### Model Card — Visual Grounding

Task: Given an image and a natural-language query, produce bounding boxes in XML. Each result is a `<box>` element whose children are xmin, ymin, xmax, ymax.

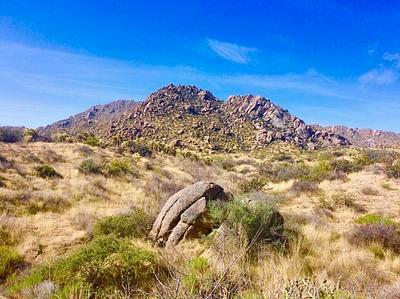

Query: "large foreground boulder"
<box><xmin>149</xmin><ymin>181</ymin><xmax>229</xmax><ymax>247</ymax></box>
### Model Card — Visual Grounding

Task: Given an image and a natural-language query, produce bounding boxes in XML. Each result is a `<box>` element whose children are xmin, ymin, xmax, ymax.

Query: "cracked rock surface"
<box><xmin>149</xmin><ymin>181</ymin><xmax>228</xmax><ymax>247</ymax></box>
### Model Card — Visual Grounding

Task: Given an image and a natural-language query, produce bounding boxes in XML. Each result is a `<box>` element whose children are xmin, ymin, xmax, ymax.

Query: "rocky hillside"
<box><xmin>315</xmin><ymin>125</ymin><xmax>400</xmax><ymax>148</ymax></box>
<box><xmin>39</xmin><ymin>100</ymin><xmax>138</xmax><ymax>138</ymax></box>
<box><xmin>39</xmin><ymin>84</ymin><xmax>349</xmax><ymax>151</ymax></box>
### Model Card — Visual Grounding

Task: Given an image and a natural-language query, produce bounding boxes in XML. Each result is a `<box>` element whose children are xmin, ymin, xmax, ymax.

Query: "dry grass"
<box><xmin>1</xmin><ymin>142</ymin><xmax>400</xmax><ymax>298</ymax></box>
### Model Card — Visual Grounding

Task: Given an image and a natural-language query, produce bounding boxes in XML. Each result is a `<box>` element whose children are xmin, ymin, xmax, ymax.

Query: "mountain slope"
<box><xmin>39</xmin><ymin>100</ymin><xmax>138</xmax><ymax>138</ymax></box>
<box><xmin>315</xmin><ymin>125</ymin><xmax>400</xmax><ymax>148</ymax></box>
<box><xmin>39</xmin><ymin>84</ymin><xmax>349</xmax><ymax>151</ymax></box>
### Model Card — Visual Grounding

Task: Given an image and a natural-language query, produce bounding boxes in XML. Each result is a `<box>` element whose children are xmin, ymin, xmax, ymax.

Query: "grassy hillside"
<box><xmin>1</xmin><ymin>142</ymin><xmax>400</xmax><ymax>298</ymax></box>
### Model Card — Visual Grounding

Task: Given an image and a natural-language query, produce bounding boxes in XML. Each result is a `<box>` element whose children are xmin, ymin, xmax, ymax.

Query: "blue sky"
<box><xmin>1</xmin><ymin>1</ymin><xmax>400</xmax><ymax>131</ymax></box>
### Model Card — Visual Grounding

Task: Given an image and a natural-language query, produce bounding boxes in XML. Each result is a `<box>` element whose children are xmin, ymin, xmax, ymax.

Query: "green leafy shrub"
<box><xmin>84</xmin><ymin>135</ymin><xmax>100</xmax><ymax>147</ymax></box>
<box><xmin>0</xmin><ymin>246</ymin><xmax>24</xmax><ymax>280</ymax></box>
<box><xmin>10</xmin><ymin>235</ymin><xmax>159</xmax><ymax>296</ymax></box>
<box><xmin>208</xmin><ymin>199</ymin><xmax>284</xmax><ymax>244</ymax></box>
<box><xmin>78</xmin><ymin>159</ymin><xmax>102</xmax><ymax>175</ymax></box>
<box><xmin>93</xmin><ymin>209</ymin><xmax>153</xmax><ymax>238</ymax></box>
<box><xmin>355</xmin><ymin>213</ymin><xmax>396</xmax><ymax>226</ymax></box>
<box><xmin>35</xmin><ymin>165</ymin><xmax>61</xmax><ymax>178</ymax></box>
<box><xmin>106</xmin><ymin>159</ymin><xmax>132</xmax><ymax>176</ymax></box>
<box><xmin>386</xmin><ymin>159</ymin><xmax>400</xmax><ymax>178</ymax></box>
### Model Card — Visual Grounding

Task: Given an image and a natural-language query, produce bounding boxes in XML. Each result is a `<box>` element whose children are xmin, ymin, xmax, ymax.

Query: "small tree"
<box><xmin>23</xmin><ymin>128</ymin><xmax>38</xmax><ymax>144</ymax></box>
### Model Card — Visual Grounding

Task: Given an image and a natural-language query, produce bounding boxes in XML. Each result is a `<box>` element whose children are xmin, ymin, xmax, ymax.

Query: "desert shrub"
<box><xmin>270</xmin><ymin>163</ymin><xmax>309</xmax><ymax>182</ymax></box>
<box><xmin>27</xmin><ymin>192</ymin><xmax>71</xmax><ymax>214</ymax></box>
<box><xmin>0</xmin><ymin>175</ymin><xmax>6</xmax><ymax>187</ymax></box>
<box><xmin>53</xmin><ymin>132</ymin><xmax>74</xmax><ymax>143</ymax></box>
<box><xmin>35</xmin><ymin>165</ymin><xmax>61</xmax><ymax>179</ymax></box>
<box><xmin>78</xmin><ymin>159</ymin><xmax>102</xmax><ymax>175</ymax></box>
<box><xmin>302</xmin><ymin>161</ymin><xmax>332</xmax><ymax>182</ymax></box>
<box><xmin>0</xmin><ymin>226</ymin><xmax>19</xmax><ymax>246</ymax></box>
<box><xmin>282</xmin><ymin>278</ymin><xmax>346</xmax><ymax>298</ymax></box>
<box><xmin>11</xmin><ymin>235</ymin><xmax>159</xmax><ymax>296</ymax></box>
<box><xmin>273</xmin><ymin>153</ymin><xmax>294</xmax><ymax>162</ymax></box>
<box><xmin>162</xmin><ymin>256</ymin><xmax>249</xmax><ymax>298</ymax></box>
<box><xmin>0</xmin><ymin>127</ymin><xmax>23</xmax><ymax>143</ymax></box>
<box><xmin>289</xmin><ymin>180</ymin><xmax>320</xmax><ymax>195</ymax></box>
<box><xmin>361</xmin><ymin>187</ymin><xmax>379</xmax><ymax>196</ymax></box>
<box><xmin>83</xmin><ymin>135</ymin><xmax>100</xmax><ymax>147</ymax></box>
<box><xmin>348</xmin><ymin>224</ymin><xmax>400</xmax><ymax>254</ymax></box>
<box><xmin>0</xmin><ymin>246</ymin><xmax>24</xmax><ymax>280</ymax></box>
<box><xmin>332</xmin><ymin>192</ymin><xmax>357</xmax><ymax>208</ymax></box>
<box><xmin>212</xmin><ymin>156</ymin><xmax>237</xmax><ymax>171</ymax></box>
<box><xmin>386</xmin><ymin>159</ymin><xmax>400</xmax><ymax>178</ymax></box>
<box><xmin>182</xmin><ymin>257</ymin><xmax>211</xmax><ymax>293</ymax></box>
<box><xmin>23</xmin><ymin>128</ymin><xmax>38</xmax><ymax>143</ymax></box>
<box><xmin>355</xmin><ymin>213</ymin><xmax>396</xmax><ymax>226</ymax></box>
<box><xmin>121</xmin><ymin>141</ymin><xmax>152</xmax><ymax>157</ymax></box>
<box><xmin>106</xmin><ymin>159</ymin><xmax>131</xmax><ymax>176</ymax></box>
<box><xmin>239</xmin><ymin>177</ymin><xmax>268</xmax><ymax>193</ymax></box>
<box><xmin>381</xmin><ymin>182</ymin><xmax>395</xmax><ymax>190</ymax></box>
<box><xmin>0</xmin><ymin>155</ymin><xmax>15</xmax><ymax>170</ymax></box>
<box><xmin>330</xmin><ymin>159</ymin><xmax>359</xmax><ymax>174</ymax></box>
<box><xmin>208</xmin><ymin>199</ymin><xmax>284</xmax><ymax>244</ymax></box>
<box><xmin>364</xmin><ymin>149</ymin><xmax>399</xmax><ymax>165</ymax></box>
<box><xmin>42</xmin><ymin>149</ymin><xmax>65</xmax><ymax>163</ymax></box>
<box><xmin>93</xmin><ymin>209</ymin><xmax>153</xmax><ymax>238</ymax></box>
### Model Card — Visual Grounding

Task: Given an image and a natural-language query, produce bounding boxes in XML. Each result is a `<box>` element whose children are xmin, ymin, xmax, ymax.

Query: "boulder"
<box><xmin>149</xmin><ymin>181</ymin><xmax>229</xmax><ymax>247</ymax></box>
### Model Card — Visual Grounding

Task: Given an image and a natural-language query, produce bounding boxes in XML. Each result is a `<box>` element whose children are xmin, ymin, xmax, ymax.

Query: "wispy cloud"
<box><xmin>383</xmin><ymin>52</ymin><xmax>400</xmax><ymax>68</ymax></box>
<box><xmin>358</xmin><ymin>68</ymin><xmax>398</xmax><ymax>86</ymax></box>
<box><xmin>207</xmin><ymin>39</ymin><xmax>256</xmax><ymax>64</ymax></box>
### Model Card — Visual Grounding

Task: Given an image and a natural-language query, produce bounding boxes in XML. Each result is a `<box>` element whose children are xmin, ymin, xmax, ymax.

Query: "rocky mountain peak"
<box><xmin>141</xmin><ymin>84</ymin><xmax>220</xmax><ymax>116</ymax></box>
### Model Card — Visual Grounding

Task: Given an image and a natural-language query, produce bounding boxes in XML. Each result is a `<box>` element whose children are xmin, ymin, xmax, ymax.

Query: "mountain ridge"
<box><xmin>38</xmin><ymin>84</ymin><xmax>399</xmax><ymax>151</ymax></box>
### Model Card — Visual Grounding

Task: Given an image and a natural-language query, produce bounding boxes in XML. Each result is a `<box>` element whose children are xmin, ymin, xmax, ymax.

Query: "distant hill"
<box><xmin>38</xmin><ymin>84</ymin><xmax>349</xmax><ymax>151</ymax></box>
<box><xmin>314</xmin><ymin>125</ymin><xmax>400</xmax><ymax>148</ymax></box>
<box><xmin>39</xmin><ymin>100</ymin><xmax>138</xmax><ymax>138</ymax></box>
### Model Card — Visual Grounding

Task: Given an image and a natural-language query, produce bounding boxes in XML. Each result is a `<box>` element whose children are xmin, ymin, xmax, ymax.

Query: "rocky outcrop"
<box><xmin>149</xmin><ymin>181</ymin><xmax>229</xmax><ymax>247</ymax></box>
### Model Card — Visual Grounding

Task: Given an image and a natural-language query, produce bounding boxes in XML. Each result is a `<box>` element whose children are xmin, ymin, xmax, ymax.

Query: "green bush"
<box><xmin>386</xmin><ymin>159</ymin><xmax>400</xmax><ymax>178</ymax></box>
<box><xmin>208</xmin><ymin>199</ymin><xmax>284</xmax><ymax>244</ymax></box>
<box><xmin>329</xmin><ymin>159</ymin><xmax>358</xmax><ymax>174</ymax></box>
<box><xmin>93</xmin><ymin>209</ymin><xmax>153</xmax><ymax>238</ymax></box>
<box><xmin>182</xmin><ymin>257</ymin><xmax>211</xmax><ymax>294</ymax></box>
<box><xmin>35</xmin><ymin>165</ymin><xmax>61</xmax><ymax>178</ymax></box>
<box><xmin>78</xmin><ymin>159</ymin><xmax>102</xmax><ymax>175</ymax></box>
<box><xmin>0</xmin><ymin>246</ymin><xmax>24</xmax><ymax>280</ymax></box>
<box><xmin>239</xmin><ymin>177</ymin><xmax>268</xmax><ymax>193</ymax></box>
<box><xmin>106</xmin><ymin>159</ymin><xmax>131</xmax><ymax>176</ymax></box>
<box><xmin>83</xmin><ymin>135</ymin><xmax>100</xmax><ymax>147</ymax></box>
<box><xmin>10</xmin><ymin>235</ymin><xmax>158</xmax><ymax>296</ymax></box>
<box><xmin>355</xmin><ymin>213</ymin><xmax>396</xmax><ymax>226</ymax></box>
